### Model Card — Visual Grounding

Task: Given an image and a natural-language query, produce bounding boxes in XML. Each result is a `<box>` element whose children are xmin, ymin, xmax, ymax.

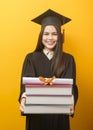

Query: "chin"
<box><xmin>47</xmin><ymin>45</ymin><xmax>56</xmax><ymax>49</ymax></box>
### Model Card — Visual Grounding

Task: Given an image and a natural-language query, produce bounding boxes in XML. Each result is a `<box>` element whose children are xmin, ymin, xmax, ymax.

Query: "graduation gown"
<box><xmin>19</xmin><ymin>51</ymin><xmax>78</xmax><ymax>130</ymax></box>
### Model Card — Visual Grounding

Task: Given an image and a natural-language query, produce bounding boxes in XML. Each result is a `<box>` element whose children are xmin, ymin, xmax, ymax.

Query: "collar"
<box><xmin>43</xmin><ymin>49</ymin><xmax>54</xmax><ymax>60</ymax></box>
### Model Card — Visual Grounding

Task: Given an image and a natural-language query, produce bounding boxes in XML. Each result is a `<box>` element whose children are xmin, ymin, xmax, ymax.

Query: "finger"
<box><xmin>19</xmin><ymin>105</ymin><xmax>24</xmax><ymax>113</ymax></box>
<box><xmin>70</xmin><ymin>105</ymin><xmax>74</xmax><ymax>114</ymax></box>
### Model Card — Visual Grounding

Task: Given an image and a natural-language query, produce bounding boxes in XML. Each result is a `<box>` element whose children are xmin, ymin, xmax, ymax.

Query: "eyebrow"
<box><xmin>43</xmin><ymin>31</ymin><xmax>58</xmax><ymax>33</ymax></box>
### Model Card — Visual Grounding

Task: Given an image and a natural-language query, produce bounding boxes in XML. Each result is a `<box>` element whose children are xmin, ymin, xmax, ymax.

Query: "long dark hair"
<box><xmin>34</xmin><ymin>26</ymin><xmax>65</xmax><ymax>77</ymax></box>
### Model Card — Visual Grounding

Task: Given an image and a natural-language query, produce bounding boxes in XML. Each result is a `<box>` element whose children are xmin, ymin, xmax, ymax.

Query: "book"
<box><xmin>24</xmin><ymin>104</ymin><xmax>72</xmax><ymax>114</ymax></box>
<box><xmin>25</xmin><ymin>95</ymin><xmax>73</xmax><ymax>105</ymax></box>
<box><xmin>23</xmin><ymin>77</ymin><xmax>73</xmax><ymax>85</ymax></box>
<box><xmin>23</xmin><ymin>77</ymin><xmax>73</xmax><ymax>95</ymax></box>
<box><xmin>25</xmin><ymin>84</ymin><xmax>72</xmax><ymax>95</ymax></box>
<box><xmin>23</xmin><ymin>77</ymin><xmax>74</xmax><ymax>114</ymax></box>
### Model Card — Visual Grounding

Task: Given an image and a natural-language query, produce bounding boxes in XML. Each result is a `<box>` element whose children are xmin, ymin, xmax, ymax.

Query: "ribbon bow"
<box><xmin>39</xmin><ymin>76</ymin><xmax>56</xmax><ymax>85</ymax></box>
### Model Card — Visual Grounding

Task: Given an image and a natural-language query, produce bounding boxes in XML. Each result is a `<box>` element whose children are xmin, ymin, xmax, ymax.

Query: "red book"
<box><xmin>23</xmin><ymin>77</ymin><xmax>73</xmax><ymax>96</ymax></box>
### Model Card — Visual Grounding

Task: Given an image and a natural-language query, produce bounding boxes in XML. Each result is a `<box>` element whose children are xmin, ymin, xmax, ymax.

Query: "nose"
<box><xmin>48</xmin><ymin>34</ymin><xmax>53</xmax><ymax>39</ymax></box>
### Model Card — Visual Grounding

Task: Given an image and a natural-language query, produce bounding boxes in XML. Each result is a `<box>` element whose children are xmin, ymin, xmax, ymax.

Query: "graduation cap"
<box><xmin>31</xmin><ymin>9</ymin><xmax>71</xmax><ymax>28</ymax></box>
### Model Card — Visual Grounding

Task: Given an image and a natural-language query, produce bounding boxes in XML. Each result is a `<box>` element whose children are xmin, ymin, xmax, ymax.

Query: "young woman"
<box><xmin>19</xmin><ymin>9</ymin><xmax>78</xmax><ymax>130</ymax></box>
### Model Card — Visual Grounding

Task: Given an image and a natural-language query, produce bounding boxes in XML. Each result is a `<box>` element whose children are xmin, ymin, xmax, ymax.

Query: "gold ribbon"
<box><xmin>39</xmin><ymin>76</ymin><xmax>56</xmax><ymax>85</ymax></box>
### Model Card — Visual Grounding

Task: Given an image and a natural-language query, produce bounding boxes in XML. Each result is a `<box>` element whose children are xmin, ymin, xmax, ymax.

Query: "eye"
<box><xmin>43</xmin><ymin>32</ymin><xmax>49</xmax><ymax>35</ymax></box>
<box><xmin>52</xmin><ymin>32</ymin><xmax>58</xmax><ymax>35</ymax></box>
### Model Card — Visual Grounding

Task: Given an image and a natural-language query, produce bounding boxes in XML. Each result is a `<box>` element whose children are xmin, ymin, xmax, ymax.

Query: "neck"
<box><xmin>43</xmin><ymin>47</ymin><xmax>54</xmax><ymax>52</ymax></box>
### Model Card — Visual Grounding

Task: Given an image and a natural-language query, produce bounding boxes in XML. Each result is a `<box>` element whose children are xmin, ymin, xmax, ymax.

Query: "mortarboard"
<box><xmin>31</xmin><ymin>9</ymin><xmax>71</xmax><ymax>28</ymax></box>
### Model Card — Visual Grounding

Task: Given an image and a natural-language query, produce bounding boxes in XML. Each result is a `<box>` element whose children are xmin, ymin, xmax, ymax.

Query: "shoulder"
<box><xmin>63</xmin><ymin>52</ymin><xmax>74</xmax><ymax>60</ymax></box>
<box><xmin>25</xmin><ymin>51</ymin><xmax>42</xmax><ymax>60</ymax></box>
<box><xmin>63</xmin><ymin>52</ymin><xmax>76</xmax><ymax>64</ymax></box>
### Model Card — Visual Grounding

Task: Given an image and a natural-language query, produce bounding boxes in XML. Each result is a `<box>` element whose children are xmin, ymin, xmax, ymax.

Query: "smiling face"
<box><xmin>42</xmin><ymin>25</ymin><xmax>58</xmax><ymax>51</ymax></box>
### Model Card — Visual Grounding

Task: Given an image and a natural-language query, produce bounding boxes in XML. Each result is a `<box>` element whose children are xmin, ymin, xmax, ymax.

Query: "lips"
<box><xmin>47</xmin><ymin>41</ymin><xmax>55</xmax><ymax>45</ymax></box>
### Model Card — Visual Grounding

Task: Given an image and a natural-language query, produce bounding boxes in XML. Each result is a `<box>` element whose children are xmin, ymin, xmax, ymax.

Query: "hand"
<box><xmin>69</xmin><ymin>104</ymin><xmax>74</xmax><ymax>115</ymax></box>
<box><xmin>19</xmin><ymin>98</ymin><xmax>26</xmax><ymax>113</ymax></box>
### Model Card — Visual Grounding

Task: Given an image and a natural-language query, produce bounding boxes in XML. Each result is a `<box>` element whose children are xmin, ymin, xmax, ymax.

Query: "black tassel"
<box><xmin>62</xmin><ymin>28</ymin><xmax>65</xmax><ymax>43</ymax></box>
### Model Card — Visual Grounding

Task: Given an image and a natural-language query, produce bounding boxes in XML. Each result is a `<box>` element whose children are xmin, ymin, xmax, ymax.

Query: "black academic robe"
<box><xmin>19</xmin><ymin>51</ymin><xmax>78</xmax><ymax>130</ymax></box>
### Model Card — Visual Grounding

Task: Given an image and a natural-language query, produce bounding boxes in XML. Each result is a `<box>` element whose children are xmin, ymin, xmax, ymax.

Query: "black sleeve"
<box><xmin>62</xmin><ymin>54</ymin><xmax>78</xmax><ymax>117</ymax></box>
<box><xmin>71</xmin><ymin>56</ymin><xmax>78</xmax><ymax>117</ymax></box>
<box><xmin>18</xmin><ymin>53</ymin><xmax>36</xmax><ymax>102</ymax></box>
<box><xmin>72</xmin><ymin>56</ymin><xmax>78</xmax><ymax>107</ymax></box>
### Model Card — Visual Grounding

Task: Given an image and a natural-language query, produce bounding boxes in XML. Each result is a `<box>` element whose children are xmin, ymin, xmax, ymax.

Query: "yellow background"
<box><xmin>0</xmin><ymin>0</ymin><xmax>93</xmax><ymax>130</ymax></box>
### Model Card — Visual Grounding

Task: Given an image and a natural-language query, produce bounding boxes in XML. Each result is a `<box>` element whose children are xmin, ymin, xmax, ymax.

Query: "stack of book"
<box><xmin>23</xmin><ymin>77</ymin><xmax>73</xmax><ymax>114</ymax></box>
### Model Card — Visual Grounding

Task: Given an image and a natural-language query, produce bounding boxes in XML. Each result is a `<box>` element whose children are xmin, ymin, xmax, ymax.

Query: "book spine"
<box><xmin>23</xmin><ymin>77</ymin><xmax>73</xmax><ymax>85</ymax></box>
<box><xmin>25</xmin><ymin>87</ymin><xmax>72</xmax><ymax>95</ymax></box>
<box><xmin>25</xmin><ymin>95</ymin><xmax>73</xmax><ymax>105</ymax></box>
<box><xmin>24</xmin><ymin>104</ymin><xmax>72</xmax><ymax>114</ymax></box>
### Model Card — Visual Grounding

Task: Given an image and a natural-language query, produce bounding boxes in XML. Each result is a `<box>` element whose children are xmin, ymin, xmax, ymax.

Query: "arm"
<box><xmin>18</xmin><ymin>53</ymin><xmax>36</xmax><ymax>113</ymax></box>
<box><xmin>70</xmin><ymin>56</ymin><xmax>78</xmax><ymax>116</ymax></box>
<box><xmin>62</xmin><ymin>53</ymin><xmax>78</xmax><ymax>115</ymax></box>
<box><xmin>72</xmin><ymin>57</ymin><xmax>78</xmax><ymax>108</ymax></box>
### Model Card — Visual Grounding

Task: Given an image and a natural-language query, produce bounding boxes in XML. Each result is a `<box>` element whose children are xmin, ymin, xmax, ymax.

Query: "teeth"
<box><xmin>47</xmin><ymin>41</ymin><xmax>54</xmax><ymax>44</ymax></box>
